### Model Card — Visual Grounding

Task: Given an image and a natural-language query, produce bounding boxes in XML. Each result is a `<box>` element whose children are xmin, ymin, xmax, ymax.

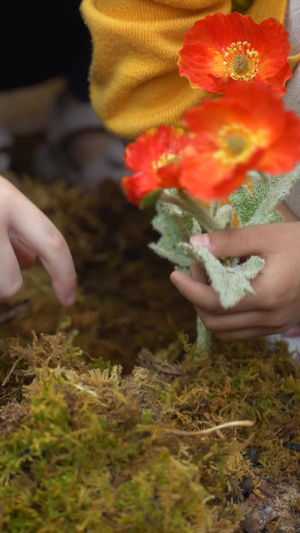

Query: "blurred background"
<box><xmin>0</xmin><ymin>0</ymin><xmax>126</xmax><ymax>186</ymax></box>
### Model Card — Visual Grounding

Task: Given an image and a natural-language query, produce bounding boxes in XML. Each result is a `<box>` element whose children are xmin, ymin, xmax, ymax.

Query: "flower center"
<box><xmin>226</xmin><ymin>134</ymin><xmax>247</xmax><ymax>155</ymax></box>
<box><xmin>216</xmin><ymin>124</ymin><xmax>256</xmax><ymax>165</ymax></box>
<box><xmin>154</xmin><ymin>152</ymin><xmax>180</xmax><ymax>170</ymax></box>
<box><xmin>222</xmin><ymin>41</ymin><xmax>260</xmax><ymax>81</ymax></box>
<box><xmin>232</xmin><ymin>54</ymin><xmax>249</xmax><ymax>74</ymax></box>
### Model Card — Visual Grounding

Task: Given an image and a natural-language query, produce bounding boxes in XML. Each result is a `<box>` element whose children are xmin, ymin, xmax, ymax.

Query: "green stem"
<box><xmin>160</xmin><ymin>191</ymin><xmax>223</xmax><ymax>233</ymax></box>
<box><xmin>196</xmin><ymin>316</ymin><xmax>211</xmax><ymax>354</ymax></box>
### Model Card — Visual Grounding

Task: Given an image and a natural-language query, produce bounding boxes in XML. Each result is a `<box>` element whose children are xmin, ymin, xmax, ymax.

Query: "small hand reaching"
<box><xmin>0</xmin><ymin>176</ymin><xmax>77</xmax><ymax>305</ymax></box>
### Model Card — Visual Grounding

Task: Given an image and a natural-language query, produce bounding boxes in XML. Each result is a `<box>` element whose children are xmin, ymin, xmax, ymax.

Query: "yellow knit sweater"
<box><xmin>81</xmin><ymin>0</ymin><xmax>300</xmax><ymax>139</ymax></box>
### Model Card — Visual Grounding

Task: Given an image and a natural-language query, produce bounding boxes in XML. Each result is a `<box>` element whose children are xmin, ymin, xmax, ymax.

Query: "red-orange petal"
<box><xmin>256</xmin><ymin>111</ymin><xmax>300</xmax><ymax>175</ymax></box>
<box><xmin>123</xmin><ymin>126</ymin><xmax>191</xmax><ymax>204</ymax></box>
<box><xmin>177</xmin><ymin>81</ymin><xmax>300</xmax><ymax>200</ymax></box>
<box><xmin>122</xmin><ymin>172</ymin><xmax>161</xmax><ymax>206</ymax></box>
<box><xmin>157</xmin><ymin>162</ymin><xmax>182</xmax><ymax>189</ymax></box>
<box><xmin>257</xmin><ymin>18</ymin><xmax>291</xmax><ymax>76</ymax></box>
<box><xmin>178</xmin><ymin>12</ymin><xmax>292</xmax><ymax>95</ymax></box>
<box><xmin>179</xmin><ymin>154</ymin><xmax>249</xmax><ymax>201</ymax></box>
<box><xmin>125</xmin><ymin>126</ymin><xmax>189</xmax><ymax>173</ymax></box>
<box><xmin>185</xmin><ymin>82</ymin><xmax>288</xmax><ymax>151</ymax></box>
<box><xmin>263</xmin><ymin>62</ymin><xmax>292</xmax><ymax>96</ymax></box>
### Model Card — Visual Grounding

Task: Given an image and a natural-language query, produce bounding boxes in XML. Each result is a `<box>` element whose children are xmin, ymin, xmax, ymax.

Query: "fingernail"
<box><xmin>190</xmin><ymin>234</ymin><xmax>210</xmax><ymax>247</ymax></box>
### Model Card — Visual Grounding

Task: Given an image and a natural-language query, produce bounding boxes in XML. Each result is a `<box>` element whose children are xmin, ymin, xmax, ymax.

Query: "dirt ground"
<box><xmin>0</xmin><ymin>78</ymin><xmax>199</xmax><ymax>372</ymax></box>
<box><xmin>0</xmin><ymin>175</ymin><xmax>197</xmax><ymax>374</ymax></box>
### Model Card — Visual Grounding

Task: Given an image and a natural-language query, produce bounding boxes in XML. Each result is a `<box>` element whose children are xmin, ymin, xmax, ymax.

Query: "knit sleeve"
<box><xmin>81</xmin><ymin>0</ymin><xmax>231</xmax><ymax>139</ymax></box>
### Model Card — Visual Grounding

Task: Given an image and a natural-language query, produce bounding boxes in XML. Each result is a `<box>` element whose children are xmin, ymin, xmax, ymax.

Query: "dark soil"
<box><xmin>0</xmin><ymin>176</ymin><xmax>196</xmax><ymax>373</ymax></box>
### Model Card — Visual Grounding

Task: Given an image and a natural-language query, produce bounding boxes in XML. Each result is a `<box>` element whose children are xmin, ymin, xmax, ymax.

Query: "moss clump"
<box><xmin>0</xmin><ymin>333</ymin><xmax>300</xmax><ymax>532</ymax></box>
<box><xmin>0</xmin><ymin>335</ymin><xmax>237</xmax><ymax>532</ymax></box>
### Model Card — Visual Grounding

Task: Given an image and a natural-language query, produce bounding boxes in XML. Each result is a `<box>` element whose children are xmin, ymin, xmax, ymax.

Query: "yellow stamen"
<box><xmin>154</xmin><ymin>152</ymin><xmax>180</xmax><ymax>170</ymax></box>
<box><xmin>222</xmin><ymin>41</ymin><xmax>260</xmax><ymax>81</ymax></box>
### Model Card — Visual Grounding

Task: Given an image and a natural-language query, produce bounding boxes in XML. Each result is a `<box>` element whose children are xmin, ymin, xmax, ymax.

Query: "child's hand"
<box><xmin>170</xmin><ymin>222</ymin><xmax>300</xmax><ymax>340</ymax></box>
<box><xmin>0</xmin><ymin>176</ymin><xmax>77</xmax><ymax>305</ymax></box>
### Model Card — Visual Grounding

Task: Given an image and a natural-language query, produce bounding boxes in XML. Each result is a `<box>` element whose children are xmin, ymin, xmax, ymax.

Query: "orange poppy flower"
<box><xmin>174</xmin><ymin>81</ymin><xmax>300</xmax><ymax>201</ymax></box>
<box><xmin>122</xmin><ymin>126</ymin><xmax>190</xmax><ymax>205</ymax></box>
<box><xmin>178</xmin><ymin>12</ymin><xmax>292</xmax><ymax>96</ymax></box>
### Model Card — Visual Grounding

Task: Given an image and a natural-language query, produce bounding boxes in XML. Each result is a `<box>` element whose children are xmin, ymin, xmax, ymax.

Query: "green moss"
<box><xmin>0</xmin><ymin>333</ymin><xmax>300</xmax><ymax>531</ymax></box>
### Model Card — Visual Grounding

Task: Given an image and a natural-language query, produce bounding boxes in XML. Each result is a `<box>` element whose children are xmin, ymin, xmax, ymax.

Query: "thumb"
<box><xmin>189</xmin><ymin>225</ymin><xmax>279</xmax><ymax>259</ymax></box>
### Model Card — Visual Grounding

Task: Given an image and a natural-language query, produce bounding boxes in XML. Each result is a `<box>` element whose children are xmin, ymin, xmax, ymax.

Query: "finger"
<box><xmin>189</xmin><ymin>223</ymin><xmax>294</xmax><ymax>260</ymax></box>
<box><xmin>0</xmin><ymin>233</ymin><xmax>23</xmax><ymax>300</ymax></box>
<box><xmin>11</xmin><ymin>238</ymin><xmax>36</xmax><ymax>269</ymax></box>
<box><xmin>39</xmin><ymin>232</ymin><xmax>77</xmax><ymax>307</ymax></box>
<box><xmin>213</xmin><ymin>326</ymin><xmax>286</xmax><ymax>341</ymax></box>
<box><xmin>190</xmin><ymin>261</ymin><xmax>209</xmax><ymax>283</ymax></box>
<box><xmin>196</xmin><ymin>307</ymin><xmax>288</xmax><ymax>333</ymax></box>
<box><xmin>8</xmin><ymin>193</ymin><xmax>77</xmax><ymax>306</ymax></box>
<box><xmin>170</xmin><ymin>269</ymin><xmax>272</xmax><ymax>314</ymax></box>
<box><xmin>170</xmin><ymin>270</ymin><xmax>224</xmax><ymax>313</ymax></box>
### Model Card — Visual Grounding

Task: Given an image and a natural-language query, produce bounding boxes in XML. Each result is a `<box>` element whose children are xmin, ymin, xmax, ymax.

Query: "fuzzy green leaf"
<box><xmin>179</xmin><ymin>243</ymin><xmax>265</xmax><ymax>309</ymax></box>
<box><xmin>231</xmin><ymin>167</ymin><xmax>300</xmax><ymax>228</ymax></box>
